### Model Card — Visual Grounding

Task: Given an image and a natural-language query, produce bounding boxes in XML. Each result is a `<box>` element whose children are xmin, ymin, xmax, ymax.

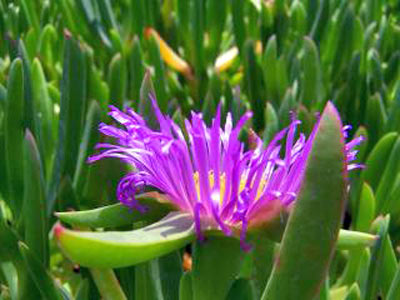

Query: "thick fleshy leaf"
<box><xmin>128</xmin><ymin>36</ymin><xmax>144</xmax><ymax>107</ymax></box>
<box><xmin>147</xmin><ymin>33</ymin><xmax>168</xmax><ymax>112</ymax></box>
<box><xmin>365</xmin><ymin>93</ymin><xmax>387</xmax><ymax>148</ymax></box>
<box><xmin>138</xmin><ymin>70</ymin><xmax>158</xmax><ymax>128</ymax></box>
<box><xmin>309</xmin><ymin>0</ymin><xmax>329</xmax><ymax>43</ymax></box>
<box><xmin>336</xmin><ymin>230</ymin><xmax>377</xmax><ymax>250</ymax></box>
<box><xmin>18</xmin><ymin>41</ymin><xmax>37</xmax><ymax>139</ymax></box>
<box><xmin>336</xmin><ymin>247</ymin><xmax>366</xmax><ymax>287</ymax></box>
<box><xmin>31</xmin><ymin>58</ymin><xmax>55</xmax><ymax>173</ymax></box>
<box><xmin>206</xmin><ymin>0</ymin><xmax>227</xmax><ymax>61</ymax></box>
<box><xmin>18</xmin><ymin>242</ymin><xmax>64</xmax><ymax>300</ymax></box>
<box><xmin>55</xmin><ymin>192</ymin><xmax>175</xmax><ymax>228</ymax></box>
<box><xmin>55</xmin><ymin>212</ymin><xmax>195</xmax><ymax>268</ymax></box>
<box><xmin>243</xmin><ymin>39</ymin><xmax>264</xmax><ymax>132</ymax></box>
<box><xmin>386</xmin><ymin>84</ymin><xmax>400</xmax><ymax>132</ymax></box>
<box><xmin>330</xmin><ymin>286</ymin><xmax>349</xmax><ymax>299</ymax></box>
<box><xmin>72</xmin><ymin>100</ymin><xmax>102</xmax><ymax>198</ymax></box>
<box><xmin>361</xmin><ymin>132</ymin><xmax>398</xmax><ymax>191</ymax></box>
<box><xmin>97</xmin><ymin>0</ymin><xmax>118</xmax><ymax>32</ymax></box>
<box><xmin>357</xmin><ymin>248</ymin><xmax>371</xmax><ymax>297</ymax></box>
<box><xmin>263</xmin><ymin>102</ymin><xmax>279</xmax><ymax>144</ymax></box>
<box><xmin>0</xmin><ymin>220</ymin><xmax>20</xmax><ymax>262</ymax></box>
<box><xmin>226</xmin><ymin>278</ymin><xmax>256</xmax><ymax>300</ymax></box>
<box><xmin>1</xmin><ymin>262</ymin><xmax>18</xmax><ymax>300</ymax></box>
<box><xmin>108</xmin><ymin>52</ymin><xmax>127</xmax><ymax>109</ymax></box>
<box><xmin>89</xmin><ymin>268</ymin><xmax>127</xmax><ymax>300</ymax></box>
<box><xmin>202</xmin><ymin>72</ymin><xmax>222</xmax><ymax>122</ymax></box>
<box><xmin>23</xmin><ymin>130</ymin><xmax>48</xmax><ymax>266</ymax></box>
<box><xmin>262</xmin><ymin>35</ymin><xmax>278</xmax><ymax>104</ymax></box>
<box><xmin>345</xmin><ymin>283</ymin><xmax>361</xmax><ymax>300</ymax></box>
<box><xmin>114</xmin><ymin>267</ymin><xmax>135</xmax><ymax>300</ymax></box>
<box><xmin>47</xmin><ymin>32</ymin><xmax>87</xmax><ymax>214</ymax></box>
<box><xmin>158</xmin><ymin>251</ymin><xmax>183</xmax><ymax>300</ymax></box>
<box><xmin>387</xmin><ymin>262</ymin><xmax>400</xmax><ymax>300</ymax></box>
<box><xmin>301</xmin><ymin>37</ymin><xmax>323</xmax><ymax>107</ymax></box>
<box><xmin>355</xmin><ymin>182</ymin><xmax>376</xmax><ymax>232</ymax></box>
<box><xmin>192</xmin><ymin>236</ymin><xmax>244</xmax><ymax>300</ymax></box>
<box><xmin>290</xmin><ymin>1</ymin><xmax>307</xmax><ymax>37</ymax></box>
<box><xmin>179</xmin><ymin>272</ymin><xmax>193</xmax><ymax>300</ymax></box>
<box><xmin>376</xmin><ymin>137</ymin><xmax>400</xmax><ymax>213</ymax></box>
<box><xmin>381</xmin><ymin>240</ymin><xmax>398</xmax><ymax>297</ymax></box>
<box><xmin>365</xmin><ymin>215</ymin><xmax>392</xmax><ymax>299</ymax></box>
<box><xmin>192</xmin><ymin>0</ymin><xmax>205</xmax><ymax>77</ymax></box>
<box><xmin>56</xmin><ymin>196</ymin><xmax>363</xmax><ymax>251</ymax></box>
<box><xmin>249</xmin><ymin>236</ymin><xmax>275</xmax><ymax>298</ymax></box>
<box><xmin>134</xmin><ymin>260</ymin><xmax>164</xmax><ymax>300</ymax></box>
<box><xmin>75</xmin><ymin>279</ymin><xmax>90</xmax><ymax>300</ymax></box>
<box><xmin>4</xmin><ymin>58</ymin><xmax>24</xmax><ymax>218</ymax></box>
<box><xmin>232</xmin><ymin>0</ymin><xmax>246</xmax><ymax>52</ymax></box>
<box><xmin>317</xmin><ymin>279</ymin><xmax>329</xmax><ymax>300</ymax></box>
<box><xmin>21</xmin><ymin>0</ymin><xmax>39</xmax><ymax>31</ymax></box>
<box><xmin>262</xmin><ymin>102</ymin><xmax>347</xmax><ymax>300</ymax></box>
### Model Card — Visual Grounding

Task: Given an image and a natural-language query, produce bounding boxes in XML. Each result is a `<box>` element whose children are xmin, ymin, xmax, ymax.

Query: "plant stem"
<box><xmin>90</xmin><ymin>268</ymin><xmax>127</xmax><ymax>300</ymax></box>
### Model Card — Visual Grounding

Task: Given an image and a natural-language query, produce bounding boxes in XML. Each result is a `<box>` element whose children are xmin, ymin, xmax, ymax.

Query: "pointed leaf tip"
<box><xmin>24</xmin><ymin>129</ymin><xmax>34</xmax><ymax>141</ymax></box>
<box><xmin>323</xmin><ymin>101</ymin><xmax>344</xmax><ymax>128</ymax></box>
<box><xmin>262</xmin><ymin>100</ymin><xmax>347</xmax><ymax>300</ymax></box>
<box><xmin>53</xmin><ymin>222</ymin><xmax>65</xmax><ymax>240</ymax></box>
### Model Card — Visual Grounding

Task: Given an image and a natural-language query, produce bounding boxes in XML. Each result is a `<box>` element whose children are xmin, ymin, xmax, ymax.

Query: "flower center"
<box><xmin>193</xmin><ymin>171</ymin><xmax>266</xmax><ymax>204</ymax></box>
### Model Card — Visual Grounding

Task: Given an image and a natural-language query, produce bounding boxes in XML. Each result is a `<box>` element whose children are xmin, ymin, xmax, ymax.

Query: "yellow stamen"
<box><xmin>193</xmin><ymin>171</ymin><xmax>266</xmax><ymax>205</ymax></box>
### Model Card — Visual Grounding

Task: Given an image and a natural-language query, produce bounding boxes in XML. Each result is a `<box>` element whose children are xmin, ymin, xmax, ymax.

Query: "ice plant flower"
<box><xmin>88</xmin><ymin>100</ymin><xmax>363</xmax><ymax>249</ymax></box>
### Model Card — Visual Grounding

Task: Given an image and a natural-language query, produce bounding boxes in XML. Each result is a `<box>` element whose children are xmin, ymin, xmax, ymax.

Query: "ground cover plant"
<box><xmin>0</xmin><ymin>0</ymin><xmax>400</xmax><ymax>299</ymax></box>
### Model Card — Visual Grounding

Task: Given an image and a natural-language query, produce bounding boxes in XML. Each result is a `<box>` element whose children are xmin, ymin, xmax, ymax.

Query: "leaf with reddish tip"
<box><xmin>262</xmin><ymin>102</ymin><xmax>347</xmax><ymax>300</ymax></box>
<box><xmin>55</xmin><ymin>212</ymin><xmax>196</xmax><ymax>268</ymax></box>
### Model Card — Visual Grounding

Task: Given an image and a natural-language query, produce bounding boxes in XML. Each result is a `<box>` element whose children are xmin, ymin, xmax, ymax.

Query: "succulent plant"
<box><xmin>0</xmin><ymin>0</ymin><xmax>399</xmax><ymax>299</ymax></box>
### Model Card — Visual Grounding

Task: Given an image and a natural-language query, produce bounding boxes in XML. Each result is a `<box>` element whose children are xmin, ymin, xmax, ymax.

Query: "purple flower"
<box><xmin>89</xmin><ymin>100</ymin><xmax>363</xmax><ymax>249</ymax></box>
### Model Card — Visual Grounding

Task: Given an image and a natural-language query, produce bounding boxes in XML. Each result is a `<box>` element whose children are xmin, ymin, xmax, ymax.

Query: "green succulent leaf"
<box><xmin>89</xmin><ymin>268</ymin><xmax>127</xmax><ymax>300</ymax></box>
<box><xmin>47</xmin><ymin>32</ymin><xmax>88</xmax><ymax>215</ymax></box>
<box><xmin>362</xmin><ymin>132</ymin><xmax>398</xmax><ymax>190</ymax></box>
<box><xmin>226</xmin><ymin>278</ymin><xmax>256</xmax><ymax>300</ymax></box>
<box><xmin>18</xmin><ymin>242</ymin><xmax>64</xmax><ymax>300</ymax></box>
<box><xmin>55</xmin><ymin>212</ymin><xmax>195</xmax><ymax>268</ymax></box>
<box><xmin>108</xmin><ymin>52</ymin><xmax>127</xmax><ymax>109</ymax></box>
<box><xmin>345</xmin><ymin>283</ymin><xmax>361</xmax><ymax>300</ymax></box>
<box><xmin>4</xmin><ymin>58</ymin><xmax>24</xmax><ymax>219</ymax></box>
<box><xmin>355</xmin><ymin>182</ymin><xmax>376</xmax><ymax>232</ymax></box>
<box><xmin>336</xmin><ymin>230</ymin><xmax>377</xmax><ymax>250</ymax></box>
<box><xmin>55</xmin><ymin>192</ymin><xmax>175</xmax><ymax>229</ymax></box>
<box><xmin>134</xmin><ymin>260</ymin><xmax>164</xmax><ymax>300</ymax></box>
<box><xmin>23</xmin><ymin>130</ymin><xmax>48</xmax><ymax>266</ymax></box>
<box><xmin>365</xmin><ymin>215</ymin><xmax>391</xmax><ymax>299</ymax></box>
<box><xmin>192</xmin><ymin>236</ymin><xmax>244</xmax><ymax>300</ymax></box>
<box><xmin>387</xmin><ymin>262</ymin><xmax>400</xmax><ymax>300</ymax></box>
<box><xmin>262</xmin><ymin>102</ymin><xmax>347</xmax><ymax>300</ymax></box>
<box><xmin>179</xmin><ymin>272</ymin><xmax>193</xmax><ymax>300</ymax></box>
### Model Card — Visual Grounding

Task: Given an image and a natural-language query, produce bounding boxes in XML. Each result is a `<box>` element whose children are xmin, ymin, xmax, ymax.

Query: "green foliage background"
<box><xmin>0</xmin><ymin>0</ymin><xmax>399</xmax><ymax>299</ymax></box>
